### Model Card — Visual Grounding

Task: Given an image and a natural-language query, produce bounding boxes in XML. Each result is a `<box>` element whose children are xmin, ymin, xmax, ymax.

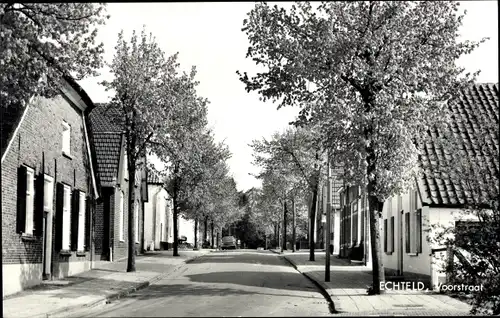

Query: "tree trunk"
<box><xmin>211</xmin><ymin>220</ymin><xmax>214</xmax><ymax>248</ymax></box>
<box><xmin>292</xmin><ymin>198</ymin><xmax>296</xmax><ymax>252</ymax></box>
<box><xmin>274</xmin><ymin>223</ymin><xmax>278</xmax><ymax>246</ymax></box>
<box><xmin>277</xmin><ymin>221</ymin><xmax>281</xmax><ymax>250</ymax></box>
<box><xmin>309</xmin><ymin>183</ymin><xmax>319</xmax><ymax>261</ymax></box>
<box><xmin>127</xmin><ymin>165</ymin><xmax>137</xmax><ymax>272</ymax></box>
<box><xmin>203</xmin><ymin>215</ymin><xmax>208</xmax><ymax>242</ymax></box>
<box><xmin>216</xmin><ymin>230</ymin><xmax>220</xmax><ymax>249</ymax></box>
<box><xmin>367</xmin><ymin>191</ymin><xmax>385</xmax><ymax>294</ymax></box>
<box><xmin>194</xmin><ymin>217</ymin><xmax>198</xmax><ymax>249</ymax></box>
<box><xmin>172</xmin><ymin>180</ymin><xmax>179</xmax><ymax>257</ymax></box>
<box><xmin>283</xmin><ymin>201</ymin><xmax>287</xmax><ymax>251</ymax></box>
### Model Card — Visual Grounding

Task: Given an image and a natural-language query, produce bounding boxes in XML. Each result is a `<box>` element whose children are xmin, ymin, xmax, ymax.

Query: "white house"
<box><xmin>336</xmin><ymin>83</ymin><xmax>498</xmax><ymax>289</ymax></box>
<box><xmin>143</xmin><ymin>170</ymin><xmax>197</xmax><ymax>250</ymax></box>
<box><xmin>144</xmin><ymin>172</ymin><xmax>173</xmax><ymax>250</ymax></box>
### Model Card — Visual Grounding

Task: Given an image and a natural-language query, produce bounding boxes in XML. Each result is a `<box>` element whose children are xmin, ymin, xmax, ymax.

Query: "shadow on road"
<box><xmin>124</xmin><ymin>282</ymin><xmax>320</xmax><ymax>301</ymax></box>
<box><xmin>184</xmin><ymin>270</ymin><xmax>317</xmax><ymax>292</ymax></box>
<box><xmin>188</xmin><ymin>251</ymin><xmax>281</xmax><ymax>266</ymax></box>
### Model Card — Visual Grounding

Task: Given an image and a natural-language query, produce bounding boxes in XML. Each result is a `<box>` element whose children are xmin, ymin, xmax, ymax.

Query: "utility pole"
<box><xmin>325</xmin><ymin>152</ymin><xmax>332</xmax><ymax>282</ymax></box>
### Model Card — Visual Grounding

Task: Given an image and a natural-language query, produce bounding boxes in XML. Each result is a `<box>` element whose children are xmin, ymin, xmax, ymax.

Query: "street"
<box><xmin>82</xmin><ymin>250</ymin><xmax>332</xmax><ymax>317</ymax></box>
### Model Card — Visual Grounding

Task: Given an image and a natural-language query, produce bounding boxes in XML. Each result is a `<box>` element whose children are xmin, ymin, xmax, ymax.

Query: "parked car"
<box><xmin>221</xmin><ymin>236</ymin><xmax>237</xmax><ymax>250</ymax></box>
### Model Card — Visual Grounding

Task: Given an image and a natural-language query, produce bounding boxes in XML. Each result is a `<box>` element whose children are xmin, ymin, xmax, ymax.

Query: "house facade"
<box><xmin>1</xmin><ymin>76</ymin><xmax>101</xmax><ymax>297</ymax></box>
<box><xmin>89</xmin><ymin>104</ymin><xmax>146</xmax><ymax>262</ymax></box>
<box><xmin>337</xmin><ymin>83</ymin><xmax>499</xmax><ymax>288</ymax></box>
<box><xmin>144</xmin><ymin>172</ymin><xmax>173</xmax><ymax>251</ymax></box>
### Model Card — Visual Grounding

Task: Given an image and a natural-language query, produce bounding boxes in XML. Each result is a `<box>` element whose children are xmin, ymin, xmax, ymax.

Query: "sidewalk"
<box><xmin>3</xmin><ymin>249</ymin><xmax>212</xmax><ymax>318</ymax></box>
<box><xmin>271</xmin><ymin>249</ymin><xmax>473</xmax><ymax>316</ymax></box>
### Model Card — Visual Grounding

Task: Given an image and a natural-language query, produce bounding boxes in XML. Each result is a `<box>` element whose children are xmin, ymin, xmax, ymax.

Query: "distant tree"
<box><xmin>251</xmin><ymin>126</ymin><xmax>325</xmax><ymax>259</ymax></box>
<box><xmin>102</xmin><ymin>28</ymin><xmax>177</xmax><ymax>272</ymax></box>
<box><xmin>176</xmin><ymin>131</ymin><xmax>232</xmax><ymax>249</ymax></box>
<box><xmin>154</xmin><ymin>77</ymin><xmax>210</xmax><ymax>256</ymax></box>
<box><xmin>238</xmin><ymin>1</ymin><xmax>485</xmax><ymax>294</ymax></box>
<box><xmin>1</xmin><ymin>3</ymin><xmax>108</xmax><ymax>108</ymax></box>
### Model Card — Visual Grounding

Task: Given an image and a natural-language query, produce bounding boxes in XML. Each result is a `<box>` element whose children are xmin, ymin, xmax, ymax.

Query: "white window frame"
<box><xmin>62</xmin><ymin>121</ymin><xmax>71</xmax><ymax>155</ymax></box>
<box><xmin>77</xmin><ymin>192</ymin><xmax>86</xmax><ymax>252</ymax></box>
<box><xmin>135</xmin><ymin>201</ymin><xmax>139</xmax><ymax>243</ymax></box>
<box><xmin>119</xmin><ymin>190</ymin><xmax>125</xmax><ymax>242</ymax></box>
<box><xmin>24</xmin><ymin>166</ymin><xmax>35</xmax><ymax>235</ymax></box>
<box><xmin>43</xmin><ymin>175</ymin><xmax>54</xmax><ymax>213</ymax></box>
<box><xmin>62</xmin><ymin>184</ymin><xmax>71</xmax><ymax>251</ymax></box>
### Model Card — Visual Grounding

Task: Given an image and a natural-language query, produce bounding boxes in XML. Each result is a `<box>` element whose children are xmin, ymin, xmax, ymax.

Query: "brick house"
<box><xmin>88</xmin><ymin>104</ymin><xmax>146</xmax><ymax>262</ymax></box>
<box><xmin>337</xmin><ymin>83</ymin><xmax>499</xmax><ymax>288</ymax></box>
<box><xmin>1</xmin><ymin>76</ymin><xmax>101</xmax><ymax>297</ymax></box>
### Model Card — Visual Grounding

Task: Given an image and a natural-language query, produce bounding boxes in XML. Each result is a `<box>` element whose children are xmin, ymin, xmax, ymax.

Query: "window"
<box><xmin>78</xmin><ymin>192</ymin><xmax>86</xmax><ymax>252</ymax></box>
<box><xmin>43</xmin><ymin>175</ymin><xmax>54</xmax><ymax>212</ymax></box>
<box><xmin>17</xmin><ymin>166</ymin><xmax>35</xmax><ymax>235</ymax></box>
<box><xmin>387</xmin><ymin>197</ymin><xmax>393</xmax><ymax>253</ymax></box>
<box><xmin>135</xmin><ymin>201</ymin><xmax>139</xmax><ymax>243</ymax></box>
<box><xmin>62</xmin><ymin>121</ymin><xmax>71</xmax><ymax>155</ymax></box>
<box><xmin>351</xmin><ymin>201</ymin><xmax>358</xmax><ymax>244</ymax></box>
<box><xmin>384</xmin><ymin>218</ymin><xmax>388</xmax><ymax>252</ymax></box>
<box><xmin>123</xmin><ymin>152</ymin><xmax>129</xmax><ymax>181</ymax></box>
<box><xmin>62</xmin><ymin>184</ymin><xmax>71</xmax><ymax>251</ymax></box>
<box><xmin>119</xmin><ymin>191</ymin><xmax>124</xmax><ymax>241</ymax></box>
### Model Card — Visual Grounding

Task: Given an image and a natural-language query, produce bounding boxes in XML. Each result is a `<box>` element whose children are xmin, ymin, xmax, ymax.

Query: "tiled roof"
<box><xmin>89</xmin><ymin>103</ymin><xmax>124</xmax><ymax>133</ymax></box>
<box><xmin>147</xmin><ymin>169</ymin><xmax>164</xmax><ymax>184</ymax></box>
<box><xmin>418</xmin><ymin>83</ymin><xmax>499</xmax><ymax>207</ymax></box>
<box><xmin>92</xmin><ymin>132</ymin><xmax>122</xmax><ymax>186</ymax></box>
<box><xmin>89</xmin><ymin>103</ymin><xmax>125</xmax><ymax>186</ymax></box>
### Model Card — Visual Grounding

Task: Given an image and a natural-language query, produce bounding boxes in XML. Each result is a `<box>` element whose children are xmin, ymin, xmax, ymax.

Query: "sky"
<box><xmin>78</xmin><ymin>1</ymin><xmax>499</xmax><ymax>193</ymax></box>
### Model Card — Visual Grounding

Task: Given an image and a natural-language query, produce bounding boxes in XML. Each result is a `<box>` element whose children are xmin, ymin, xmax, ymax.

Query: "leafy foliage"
<box><xmin>1</xmin><ymin>3</ymin><xmax>108</xmax><ymax>108</ymax></box>
<box><xmin>102</xmin><ymin>27</ymin><xmax>192</xmax><ymax>267</ymax></box>
<box><xmin>238</xmin><ymin>0</ymin><xmax>485</xmax><ymax>200</ymax></box>
<box><xmin>238</xmin><ymin>0</ymin><xmax>486</xmax><ymax>293</ymax></box>
<box><xmin>250</xmin><ymin>126</ymin><xmax>323</xmax><ymax>253</ymax></box>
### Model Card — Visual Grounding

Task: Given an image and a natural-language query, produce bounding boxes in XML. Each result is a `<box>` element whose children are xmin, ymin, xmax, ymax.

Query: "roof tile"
<box><xmin>418</xmin><ymin>83</ymin><xmax>499</xmax><ymax>207</ymax></box>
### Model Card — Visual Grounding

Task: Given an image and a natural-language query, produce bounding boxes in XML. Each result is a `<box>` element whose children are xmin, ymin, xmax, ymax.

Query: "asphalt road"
<box><xmin>83</xmin><ymin>250</ymin><xmax>332</xmax><ymax>317</ymax></box>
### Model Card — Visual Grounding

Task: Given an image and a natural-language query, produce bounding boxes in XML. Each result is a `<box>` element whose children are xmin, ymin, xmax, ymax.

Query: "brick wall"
<box><xmin>2</xmin><ymin>95</ymin><xmax>93</xmax><ymax>273</ymax></box>
<box><xmin>94</xmin><ymin>188</ymin><xmax>113</xmax><ymax>260</ymax></box>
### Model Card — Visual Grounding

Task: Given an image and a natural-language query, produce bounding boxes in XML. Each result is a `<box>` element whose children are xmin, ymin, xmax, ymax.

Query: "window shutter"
<box><xmin>416</xmin><ymin>209</ymin><xmax>422</xmax><ymax>253</ymax></box>
<box><xmin>405</xmin><ymin>212</ymin><xmax>410</xmax><ymax>253</ymax></box>
<box><xmin>85</xmin><ymin>195</ymin><xmax>91</xmax><ymax>251</ymax></box>
<box><xmin>71</xmin><ymin>189</ymin><xmax>80</xmax><ymax>251</ymax></box>
<box><xmin>390</xmin><ymin>216</ymin><xmax>395</xmax><ymax>253</ymax></box>
<box><xmin>55</xmin><ymin>183</ymin><xmax>64</xmax><ymax>251</ymax></box>
<box><xmin>383</xmin><ymin>219</ymin><xmax>387</xmax><ymax>252</ymax></box>
<box><xmin>33</xmin><ymin>174</ymin><xmax>45</xmax><ymax>236</ymax></box>
<box><xmin>16</xmin><ymin>166</ymin><xmax>28</xmax><ymax>233</ymax></box>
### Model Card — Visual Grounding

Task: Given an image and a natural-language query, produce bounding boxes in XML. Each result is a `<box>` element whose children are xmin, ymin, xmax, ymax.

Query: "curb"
<box><xmin>45</xmin><ymin>252</ymin><xmax>208</xmax><ymax>318</ymax></box>
<box><xmin>279</xmin><ymin>255</ymin><xmax>337</xmax><ymax>314</ymax></box>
